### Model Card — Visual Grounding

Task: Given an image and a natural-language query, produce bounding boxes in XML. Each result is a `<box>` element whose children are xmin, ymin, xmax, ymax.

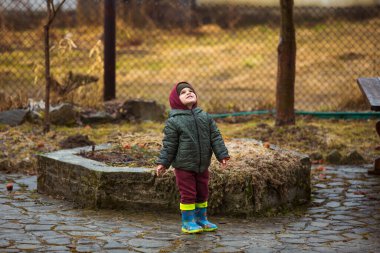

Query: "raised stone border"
<box><xmin>37</xmin><ymin>140</ymin><xmax>311</xmax><ymax>216</ymax></box>
<box><xmin>37</xmin><ymin>144</ymin><xmax>173</xmax><ymax>211</ymax></box>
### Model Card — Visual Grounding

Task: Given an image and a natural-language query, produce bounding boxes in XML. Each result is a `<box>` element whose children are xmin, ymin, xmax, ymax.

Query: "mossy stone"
<box><xmin>342</xmin><ymin>150</ymin><xmax>365</xmax><ymax>164</ymax></box>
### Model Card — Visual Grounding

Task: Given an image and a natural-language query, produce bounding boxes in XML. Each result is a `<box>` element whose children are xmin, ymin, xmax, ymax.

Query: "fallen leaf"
<box><xmin>6</xmin><ymin>182</ymin><xmax>13</xmax><ymax>191</ymax></box>
<box><xmin>36</xmin><ymin>142</ymin><xmax>45</xmax><ymax>148</ymax></box>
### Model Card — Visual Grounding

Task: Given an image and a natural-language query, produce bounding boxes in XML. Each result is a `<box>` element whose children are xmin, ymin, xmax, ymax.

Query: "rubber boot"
<box><xmin>195</xmin><ymin>207</ymin><xmax>218</xmax><ymax>232</ymax></box>
<box><xmin>181</xmin><ymin>210</ymin><xmax>203</xmax><ymax>234</ymax></box>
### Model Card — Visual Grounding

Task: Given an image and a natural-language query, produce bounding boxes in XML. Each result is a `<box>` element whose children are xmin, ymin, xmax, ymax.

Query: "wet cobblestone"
<box><xmin>0</xmin><ymin>165</ymin><xmax>379</xmax><ymax>252</ymax></box>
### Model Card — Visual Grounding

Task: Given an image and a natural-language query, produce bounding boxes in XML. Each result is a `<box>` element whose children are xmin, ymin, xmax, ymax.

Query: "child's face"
<box><xmin>179</xmin><ymin>87</ymin><xmax>197</xmax><ymax>109</ymax></box>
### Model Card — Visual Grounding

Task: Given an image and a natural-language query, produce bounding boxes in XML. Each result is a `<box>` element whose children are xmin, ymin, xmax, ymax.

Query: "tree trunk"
<box><xmin>43</xmin><ymin>0</ymin><xmax>66</xmax><ymax>133</ymax></box>
<box><xmin>43</xmin><ymin>24</ymin><xmax>51</xmax><ymax>133</ymax></box>
<box><xmin>275</xmin><ymin>0</ymin><xmax>296</xmax><ymax>126</ymax></box>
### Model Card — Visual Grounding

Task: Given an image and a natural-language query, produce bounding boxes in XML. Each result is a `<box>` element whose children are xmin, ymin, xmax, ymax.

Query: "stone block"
<box><xmin>119</xmin><ymin>100</ymin><xmax>166</xmax><ymax>122</ymax></box>
<box><xmin>0</xmin><ymin>109</ymin><xmax>28</xmax><ymax>126</ymax></box>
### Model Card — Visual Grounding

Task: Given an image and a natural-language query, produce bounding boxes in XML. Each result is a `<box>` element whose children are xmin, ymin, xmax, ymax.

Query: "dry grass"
<box><xmin>0</xmin><ymin>17</ymin><xmax>378</xmax><ymax>112</ymax></box>
<box><xmin>218</xmin><ymin>115</ymin><xmax>380</xmax><ymax>163</ymax></box>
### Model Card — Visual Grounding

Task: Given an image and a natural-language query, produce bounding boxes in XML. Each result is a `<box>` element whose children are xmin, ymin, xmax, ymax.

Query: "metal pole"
<box><xmin>104</xmin><ymin>0</ymin><xmax>116</xmax><ymax>101</ymax></box>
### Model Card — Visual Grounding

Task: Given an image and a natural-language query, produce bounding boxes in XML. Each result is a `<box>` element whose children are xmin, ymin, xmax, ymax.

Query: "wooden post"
<box><xmin>104</xmin><ymin>0</ymin><xmax>116</xmax><ymax>101</ymax></box>
<box><xmin>275</xmin><ymin>0</ymin><xmax>296</xmax><ymax>126</ymax></box>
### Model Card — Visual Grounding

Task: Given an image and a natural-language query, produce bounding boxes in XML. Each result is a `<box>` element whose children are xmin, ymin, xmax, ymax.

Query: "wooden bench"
<box><xmin>357</xmin><ymin>77</ymin><xmax>380</xmax><ymax>175</ymax></box>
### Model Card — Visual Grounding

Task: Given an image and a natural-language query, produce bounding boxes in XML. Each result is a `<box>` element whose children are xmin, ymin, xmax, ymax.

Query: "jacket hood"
<box><xmin>169</xmin><ymin>82</ymin><xmax>197</xmax><ymax>110</ymax></box>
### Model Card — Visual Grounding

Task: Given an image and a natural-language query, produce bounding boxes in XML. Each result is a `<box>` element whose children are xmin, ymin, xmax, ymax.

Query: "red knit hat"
<box><xmin>169</xmin><ymin>82</ymin><xmax>197</xmax><ymax>110</ymax></box>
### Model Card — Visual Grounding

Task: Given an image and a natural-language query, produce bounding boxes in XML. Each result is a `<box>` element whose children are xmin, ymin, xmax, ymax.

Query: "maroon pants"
<box><xmin>174</xmin><ymin>168</ymin><xmax>209</xmax><ymax>204</ymax></box>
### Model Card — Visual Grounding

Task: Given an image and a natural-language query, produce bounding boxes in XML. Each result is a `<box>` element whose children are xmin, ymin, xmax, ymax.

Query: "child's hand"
<box><xmin>156</xmin><ymin>164</ymin><xmax>167</xmax><ymax>176</ymax></box>
<box><xmin>220</xmin><ymin>158</ymin><xmax>229</xmax><ymax>169</ymax></box>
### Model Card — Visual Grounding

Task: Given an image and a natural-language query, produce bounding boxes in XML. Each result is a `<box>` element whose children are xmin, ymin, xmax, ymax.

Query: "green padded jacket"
<box><xmin>157</xmin><ymin>107</ymin><xmax>229</xmax><ymax>173</ymax></box>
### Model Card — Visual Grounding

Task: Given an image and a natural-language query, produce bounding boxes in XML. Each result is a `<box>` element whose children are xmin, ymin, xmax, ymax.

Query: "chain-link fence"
<box><xmin>0</xmin><ymin>0</ymin><xmax>379</xmax><ymax>112</ymax></box>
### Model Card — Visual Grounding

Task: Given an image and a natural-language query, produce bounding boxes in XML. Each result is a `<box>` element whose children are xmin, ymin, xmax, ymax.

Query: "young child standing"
<box><xmin>156</xmin><ymin>82</ymin><xmax>230</xmax><ymax>234</ymax></box>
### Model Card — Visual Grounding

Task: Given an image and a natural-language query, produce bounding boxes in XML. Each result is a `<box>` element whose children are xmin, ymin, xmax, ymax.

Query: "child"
<box><xmin>156</xmin><ymin>81</ymin><xmax>230</xmax><ymax>234</ymax></box>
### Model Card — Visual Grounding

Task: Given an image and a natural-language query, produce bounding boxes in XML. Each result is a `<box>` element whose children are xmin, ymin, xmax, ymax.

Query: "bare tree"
<box><xmin>275</xmin><ymin>0</ymin><xmax>296</xmax><ymax>126</ymax></box>
<box><xmin>43</xmin><ymin>0</ymin><xmax>66</xmax><ymax>133</ymax></box>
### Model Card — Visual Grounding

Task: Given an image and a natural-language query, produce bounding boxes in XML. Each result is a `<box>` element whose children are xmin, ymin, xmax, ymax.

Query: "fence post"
<box><xmin>104</xmin><ymin>0</ymin><xmax>116</xmax><ymax>101</ymax></box>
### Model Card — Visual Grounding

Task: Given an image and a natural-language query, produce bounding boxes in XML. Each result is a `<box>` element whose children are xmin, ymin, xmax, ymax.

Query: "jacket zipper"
<box><xmin>191</xmin><ymin>109</ymin><xmax>202</xmax><ymax>173</ymax></box>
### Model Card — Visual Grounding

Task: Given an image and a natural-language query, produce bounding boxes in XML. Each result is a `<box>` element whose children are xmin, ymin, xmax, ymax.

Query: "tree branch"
<box><xmin>47</xmin><ymin>0</ymin><xmax>52</xmax><ymax>19</ymax></box>
<box><xmin>51</xmin><ymin>1</ymin><xmax>56</xmax><ymax>13</ymax></box>
<box><xmin>47</xmin><ymin>0</ymin><xmax>66</xmax><ymax>26</ymax></box>
<box><xmin>54</xmin><ymin>0</ymin><xmax>66</xmax><ymax>17</ymax></box>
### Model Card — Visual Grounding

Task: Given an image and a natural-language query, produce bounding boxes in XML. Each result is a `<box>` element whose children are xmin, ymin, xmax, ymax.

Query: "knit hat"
<box><xmin>169</xmin><ymin>82</ymin><xmax>197</xmax><ymax>110</ymax></box>
<box><xmin>176</xmin><ymin>82</ymin><xmax>194</xmax><ymax>95</ymax></box>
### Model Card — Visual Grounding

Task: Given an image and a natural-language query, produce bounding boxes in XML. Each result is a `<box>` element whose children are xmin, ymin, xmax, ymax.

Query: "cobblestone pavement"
<box><xmin>0</xmin><ymin>165</ymin><xmax>379</xmax><ymax>253</ymax></box>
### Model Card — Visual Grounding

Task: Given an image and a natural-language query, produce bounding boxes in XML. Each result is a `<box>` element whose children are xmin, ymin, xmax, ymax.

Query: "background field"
<box><xmin>0</xmin><ymin>3</ymin><xmax>379</xmax><ymax>112</ymax></box>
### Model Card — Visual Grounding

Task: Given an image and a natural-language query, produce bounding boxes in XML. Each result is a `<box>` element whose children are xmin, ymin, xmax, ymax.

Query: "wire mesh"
<box><xmin>0</xmin><ymin>0</ymin><xmax>379</xmax><ymax>112</ymax></box>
